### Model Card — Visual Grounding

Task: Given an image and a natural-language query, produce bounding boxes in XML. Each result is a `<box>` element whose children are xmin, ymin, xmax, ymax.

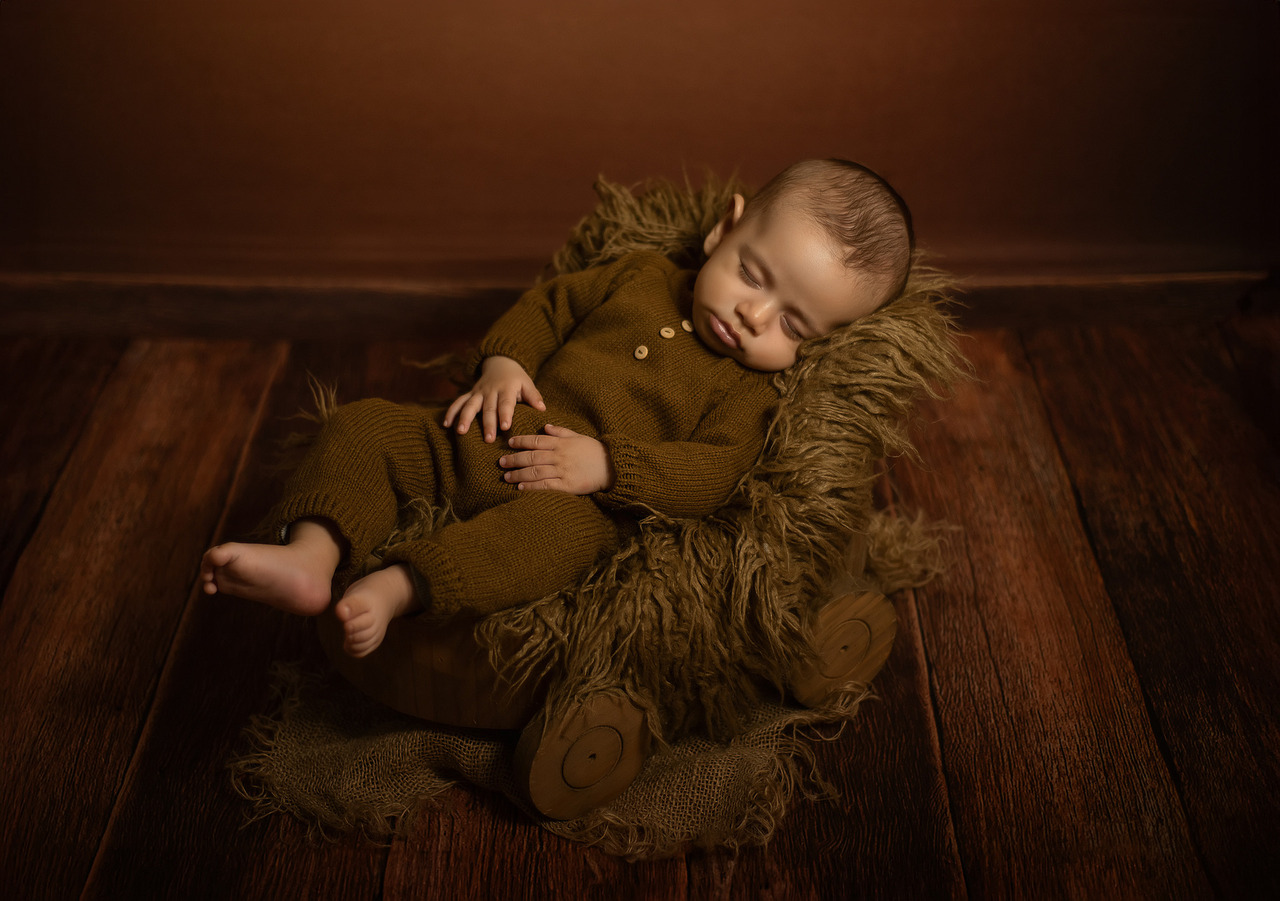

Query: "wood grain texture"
<box><xmin>81</xmin><ymin>341</ymin><xmax>385</xmax><ymax>899</ymax></box>
<box><xmin>889</xmin><ymin>330</ymin><xmax>1212</xmax><ymax>899</ymax></box>
<box><xmin>383</xmin><ymin>789</ymin><xmax>690</xmax><ymax>901</ymax></box>
<box><xmin>0</xmin><ymin>339</ymin><xmax>286</xmax><ymax>901</ymax></box>
<box><xmin>1024</xmin><ymin>321</ymin><xmax>1280</xmax><ymax>898</ymax></box>
<box><xmin>0</xmin><ymin>336</ymin><xmax>123</xmax><ymax>598</ymax></box>
<box><xmin>1221</xmin><ymin>311</ymin><xmax>1280</xmax><ymax>452</ymax></box>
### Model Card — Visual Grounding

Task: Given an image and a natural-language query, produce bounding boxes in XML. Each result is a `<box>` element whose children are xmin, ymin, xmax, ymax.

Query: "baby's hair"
<box><xmin>744</xmin><ymin>158</ymin><xmax>914</xmax><ymax>305</ymax></box>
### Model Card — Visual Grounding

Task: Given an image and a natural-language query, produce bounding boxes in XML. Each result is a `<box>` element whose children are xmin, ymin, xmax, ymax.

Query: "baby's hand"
<box><xmin>499</xmin><ymin>424</ymin><xmax>615</xmax><ymax>496</ymax></box>
<box><xmin>443</xmin><ymin>355</ymin><xmax>546</xmax><ymax>443</ymax></box>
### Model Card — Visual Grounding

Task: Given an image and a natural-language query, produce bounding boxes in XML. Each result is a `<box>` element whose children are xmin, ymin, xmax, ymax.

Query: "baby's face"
<box><xmin>691</xmin><ymin>196</ymin><xmax>884</xmax><ymax>372</ymax></box>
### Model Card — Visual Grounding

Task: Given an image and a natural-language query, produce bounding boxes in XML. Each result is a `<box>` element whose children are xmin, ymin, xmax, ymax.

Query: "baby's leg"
<box><xmin>385</xmin><ymin>490</ymin><xmax>622</xmax><ymax>618</ymax></box>
<box><xmin>266</xmin><ymin>398</ymin><xmax>443</xmax><ymax>589</ymax></box>
<box><xmin>334</xmin><ymin>563</ymin><xmax>421</xmax><ymax>657</ymax></box>
<box><xmin>200</xmin><ymin>518</ymin><xmax>342</xmax><ymax>616</ymax></box>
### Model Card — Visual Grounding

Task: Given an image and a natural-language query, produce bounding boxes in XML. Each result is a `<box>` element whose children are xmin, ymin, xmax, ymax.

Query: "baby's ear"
<box><xmin>703</xmin><ymin>193</ymin><xmax>746</xmax><ymax>257</ymax></box>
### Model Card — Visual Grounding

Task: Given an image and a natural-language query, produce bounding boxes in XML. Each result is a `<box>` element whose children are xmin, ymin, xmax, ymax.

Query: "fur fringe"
<box><xmin>865</xmin><ymin>508</ymin><xmax>954</xmax><ymax>593</ymax></box>
<box><xmin>546</xmin><ymin>172</ymin><xmax>749</xmax><ymax>279</ymax></box>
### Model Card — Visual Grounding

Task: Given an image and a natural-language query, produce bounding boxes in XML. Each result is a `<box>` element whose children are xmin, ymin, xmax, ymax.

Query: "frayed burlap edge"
<box><xmin>230</xmin><ymin>661</ymin><xmax>877</xmax><ymax>859</ymax></box>
<box><xmin>541</xmin><ymin>687</ymin><xmax>875</xmax><ymax>858</ymax></box>
<box><xmin>228</xmin><ymin>663</ymin><xmax>447</xmax><ymax>841</ymax></box>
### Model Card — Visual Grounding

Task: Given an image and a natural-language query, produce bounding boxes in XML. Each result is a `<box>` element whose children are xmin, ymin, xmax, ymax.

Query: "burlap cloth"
<box><xmin>228</xmin><ymin>174</ymin><xmax>964</xmax><ymax>859</ymax></box>
<box><xmin>232</xmin><ymin>661</ymin><xmax>868</xmax><ymax>858</ymax></box>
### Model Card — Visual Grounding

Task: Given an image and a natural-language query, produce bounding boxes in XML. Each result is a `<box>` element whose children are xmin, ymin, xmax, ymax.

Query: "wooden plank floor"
<box><xmin>1</xmin><ymin>283</ymin><xmax>1277</xmax><ymax>899</ymax></box>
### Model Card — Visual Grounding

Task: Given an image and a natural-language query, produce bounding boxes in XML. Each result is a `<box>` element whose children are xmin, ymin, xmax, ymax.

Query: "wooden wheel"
<box><xmin>789</xmin><ymin>589</ymin><xmax>897</xmax><ymax>707</ymax></box>
<box><xmin>513</xmin><ymin>694</ymin><xmax>651</xmax><ymax>820</ymax></box>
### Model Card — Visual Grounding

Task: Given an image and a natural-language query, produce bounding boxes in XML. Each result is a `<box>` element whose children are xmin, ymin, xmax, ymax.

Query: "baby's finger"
<box><xmin>453</xmin><ymin>393</ymin><xmax>484</xmax><ymax>433</ymax></box>
<box><xmin>497</xmin><ymin>451</ymin><xmax>525</xmax><ymax>470</ymax></box>
<box><xmin>502</xmin><ymin>463</ymin><xmax>556</xmax><ymax>484</ymax></box>
<box><xmin>498</xmin><ymin>450</ymin><xmax>551</xmax><ymax>470</ymax></box>
<box><xmin>443</xmin><ymin>392</ymin><xmax>471</xmax><ymax>427</ymax></box>
<box><xmin>511</xmin><ymin>474</ymin><xmax>562</xmax><ymax>491</ymax></box>
<box><xmin>524</xmin><ymin>382</ymin><xmax>547</xmax><ymax>412</ymax></box>
<box><xmin>506</xmin><ymin>433</ymin><xmax>554</xmax><ymax>450</ymax></box>
<box><xmin>481</xmin><ymin>392</ymin><xmax>502</xmax><ymax>442</ymax></box>
<box><xmin>542</xmin><ymin>423</ymin><xmax>579</xmax><ymax>438</ymax></box>
<box><xmin>497</xmin><ymin>388</ymin><xmax>521</xmax><ymax>432</ymax></box>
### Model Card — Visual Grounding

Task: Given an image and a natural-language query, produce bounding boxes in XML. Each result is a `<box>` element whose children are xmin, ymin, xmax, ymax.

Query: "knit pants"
<box><xmin>268</xmin><ymin>398</ymin><xmax>624</xmax><ymax>617</ymax></box>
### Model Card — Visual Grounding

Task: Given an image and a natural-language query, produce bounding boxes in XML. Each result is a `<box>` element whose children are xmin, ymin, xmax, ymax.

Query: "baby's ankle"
<box><xmin>375</xmin><ymin>563</ymin><xmax>421</xmax><ymax>620</ymax></box>
<box><xmin>287</xmin><ymin>518</ymin><xmax>345</xmax><ymax>569</ymax></box>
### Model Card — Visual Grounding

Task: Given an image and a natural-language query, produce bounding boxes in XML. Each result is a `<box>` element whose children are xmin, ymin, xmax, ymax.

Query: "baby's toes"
<box><xmin>345</xmin><ymin>632</ymin><xmax>378</xmax><ymax>657</ymax></box>
<box><xmin>343</xmin><ymin>612</ymin><xmax>375</xmax><ymax>639</ymax></box>
<box><xmin>203</xmin><ymin>545</ymin><xmax>233</xmax><ymax>569</ymax></box>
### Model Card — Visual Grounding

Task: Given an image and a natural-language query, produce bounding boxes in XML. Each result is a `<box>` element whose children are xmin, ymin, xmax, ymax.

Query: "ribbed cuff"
<box><xmin>472</xmin><ymin>339</ymin><xmax>540</xmax><ymax>382</ymax></box>
<box><xmin>596</xmin><ymin>434</ymin><xmax>644</xmax><ymax>510</ymax></box>
<box><xmin>383</xmin><ymin>539</ymin><xmax>467</xmax><ymax>617</ymax></box>
<box><xmin>267</xmin><ymin>489</ymin><xmax>382</xmax><ymax>584</ymax></box>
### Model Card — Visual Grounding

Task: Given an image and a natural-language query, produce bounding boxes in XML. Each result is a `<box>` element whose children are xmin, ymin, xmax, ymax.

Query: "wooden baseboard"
<box><xmin>0</xmin><ymin>274</ymin><xmax>521</xmax><ymax>338</ymax></box>
<box><xmin>0</xmin><ymin>268</ymin><xmax>1273</xmax><ymax>337</ymax></box>
<box><xmin>954</xmin><ymin>270</ymin><xmax>1274</xmax><ymax>327</ymax></box>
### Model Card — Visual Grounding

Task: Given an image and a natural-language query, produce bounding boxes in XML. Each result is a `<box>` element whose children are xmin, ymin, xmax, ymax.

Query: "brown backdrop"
<box><xmin>1</xmin><ymin>0</ymin><xmax>1276</xmax><ymax>285</ymax></box>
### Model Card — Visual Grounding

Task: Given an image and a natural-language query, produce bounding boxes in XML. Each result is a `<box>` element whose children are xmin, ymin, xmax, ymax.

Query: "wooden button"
<box><xmin>681</xmin><ymin>319</ymin><xmax>693</xmax><ymax>332</ymax></box>
<box><xmin>634</xmin><ymin>345</ymin><xmax>649</xmax><ymax>360</ymax></box>
<box><xmin>660</xmin><ymin>327</ymin><xmax>676</xmax><ymax>339</ymax></box>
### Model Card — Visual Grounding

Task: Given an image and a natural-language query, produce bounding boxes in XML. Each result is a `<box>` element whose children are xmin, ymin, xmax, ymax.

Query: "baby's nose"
<box><xmin>737</xmin><ymin>298</ymin><xmax>772</xmax><ymax>330</ymax></box>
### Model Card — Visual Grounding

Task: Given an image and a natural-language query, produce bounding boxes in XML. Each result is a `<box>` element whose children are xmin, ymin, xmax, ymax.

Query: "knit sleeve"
<box><xmin>471</xmin><ymin>256</ymin><xmax>646</xmax><ymax>378</ymax></box>
<box><xmin>595</xmin><ymin>375</ymin><xmax>778</xmax><ymax>518</ymax></box>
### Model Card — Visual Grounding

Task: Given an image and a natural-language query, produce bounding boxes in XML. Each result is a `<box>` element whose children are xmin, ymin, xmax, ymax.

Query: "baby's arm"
<box><xmin>594</xmin><ymin>379</ymin><xmax>779</xmax><ymax>517</ymax></box>
<box><xmin>469</xmin><ymin>257</ymin><xmax>641</xmax><ymax>387</ymax></box>
<box><xmin>499</xmin><ymin>377</ymin><xmax>777</xmax><ymax>512</ymax></box>
<box><xmin>443</xmin><ymin>355</ymin><xmax>546</xmax><ymax>443</ymax></box>
<box><xmin>446</xmin><ymin>257</ymin><xmax>642</xmax><ymax>443</ymax></box>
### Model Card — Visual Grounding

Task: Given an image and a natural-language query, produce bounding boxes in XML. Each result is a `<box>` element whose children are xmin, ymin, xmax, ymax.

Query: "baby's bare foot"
<box><xmin>334</xmin><ymin>564</ymin><xmax>420</xmax><ymax>658</ymax></box>
<box><xmin>200</xmin><ymin>542</ymin><xmax>334</xmax><ymax>616</ymax></box>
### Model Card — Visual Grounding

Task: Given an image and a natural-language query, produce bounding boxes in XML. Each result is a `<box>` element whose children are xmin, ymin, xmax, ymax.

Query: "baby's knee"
<box><xmin>323</xmin><ymin>398</ymin><xmax>415</xmax><ymax>439</ymax></box>
<box><xmin>329</xmin><ymin>396</ymin><xmax>398</xmax><ymax>422</ymax></box>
